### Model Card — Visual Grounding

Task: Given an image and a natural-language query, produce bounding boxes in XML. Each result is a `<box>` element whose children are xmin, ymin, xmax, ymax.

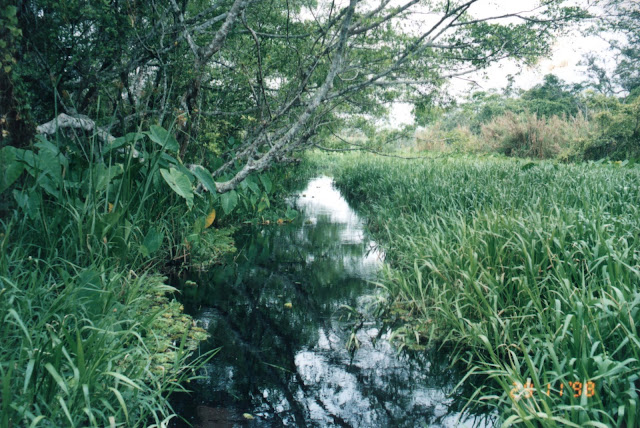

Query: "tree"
<box><xmin>11</xmin><ymin>0</ymin><xmax>584</xmax><ymax>192</ymax></box>
<box><xmin>521</xmin><ymin>74</ymin><xmax>583</xmax><ymax>117</ymax></box>
<box><xmin>585</xmin><ymin>0</ymin><xmax>640</xmax><ymax>96</ymax></box>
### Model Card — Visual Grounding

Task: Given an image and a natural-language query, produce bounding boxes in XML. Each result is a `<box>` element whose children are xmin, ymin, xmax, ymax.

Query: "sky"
<box><xmin>385</xmin><ymin>0</ymin><xmax>617</xmax><ymax>127</ymax></box>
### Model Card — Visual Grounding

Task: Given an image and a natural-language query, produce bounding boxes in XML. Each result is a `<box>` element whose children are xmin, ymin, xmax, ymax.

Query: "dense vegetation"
<box><xmin>2</xmin><ymin>0</ymin><xmax>640</xmax><ymax>426</ymax></box>
<box><xmin>0</xmin><ymin>118</ymin><xmax>307</xmax><ymax>426</ymax></box>
<box><xmin>1</xmin><ymin>0</ymin><xmax>582</xmax><ymax>182</ymax></box>
<box><xmin>411</xmin><ymin>74</ymin><xmax>640</xmax><ymax>162</ymax></box>
<box><xmin>331</xmin><ymin>152</ymin><xmax>640</xmax><ymax>426</ymax></box>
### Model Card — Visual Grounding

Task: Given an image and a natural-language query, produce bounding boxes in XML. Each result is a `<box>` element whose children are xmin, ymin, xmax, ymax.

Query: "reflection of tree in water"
<box><xmin>171</xmin><ymin>179</ymin><xmax>494</xmax><ymax>428</ymax></box>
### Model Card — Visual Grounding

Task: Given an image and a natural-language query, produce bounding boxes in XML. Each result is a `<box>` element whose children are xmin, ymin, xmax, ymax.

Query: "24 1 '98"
<box><xmin>510</xmin><ymin>379</ymin><xmax>596</xmax><ymax>400</ymax></box>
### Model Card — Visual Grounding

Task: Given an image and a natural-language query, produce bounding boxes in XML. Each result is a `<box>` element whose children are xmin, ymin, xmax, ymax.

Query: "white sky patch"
<box><xmin>385</xmin><ymin>0</ymin><xmax>618</xmax><ymax>127</ymax></box>
<box><xmin>296</xmin><ymin>0</ymin><xmax>618</xmax><ymax>127</ymax></box>
<box><xmin>449</xmin><ymin>29</ymin><xmax>617</xmax><ymax>97</ymax></box>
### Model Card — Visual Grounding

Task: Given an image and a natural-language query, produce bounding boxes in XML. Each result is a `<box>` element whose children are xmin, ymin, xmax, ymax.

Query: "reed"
<box><xmin>330</xmin><ymin>152</ymin><xmax>640</xmax><ymax>426</ymax></box>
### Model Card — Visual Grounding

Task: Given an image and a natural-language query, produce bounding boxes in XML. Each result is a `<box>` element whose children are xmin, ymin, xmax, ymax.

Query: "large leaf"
<box><xmin>84</xmin><ymin>164</ymin><xmax>123</xmax><ymax>194</ymax></box>
<box><xmin>103</xmin><ymin>132</ymin><xmax>144</xmax><ymax>154</ymax></box>
<box><xmin>140</xmin><ymin>227</ymin><xmax>164</xmax><ymax>258</ymax></box>
<box><xmin>158</xmin><ymin>153</ymin><xmax>194</xmax><ymax>183</ymax></box>
<box><xmin>34</xmin><ymin>137</ymin><xmax>67</xmax><ymax>179</ymax></box>
<box><xmin>0</xmin><ymin>146</ymin><xmax>24</xmax><ymax>193</ymax></box>
<box><xmin>285</xmin><ymin>208</ymin><xmax>298</xmax><ymax>220</ymax></box>
<box><xmin>259</xmin><ymin>174</ymin><xmax>273</xmax><ymax>194</ymax></box>
<box><xmin>245</xmin><ymin>176</ymin><xmax>261</xmax><ymax>195</ymax></box>
<box><xmin>160</xmin><ymin>168</ymin><xmax>193</xmax><ymax>208</ymax></box>
<box><xmin>192</xmin><ymin>165</ymin><xmax>218</xmax><ymax>193</ymax></box>
<box><xmin>12</xmin><ymin>189</ymin><xmax>41</xmax><ymax>220</ymax></box>
<box><xmin>146</xmin><ymin>125</ymin><xmax>179</xmax><ymax>153</ymax></box>
<box><xmin>220</xmin><ymin>190</ymin><xmax>238</xmax><ymax>215</ymax></box>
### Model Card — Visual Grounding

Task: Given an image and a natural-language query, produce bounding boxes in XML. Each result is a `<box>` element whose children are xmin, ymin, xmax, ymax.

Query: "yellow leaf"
<box><xmin>108</xmin><ymin>202</ymin><xmax>114</xmax><ymax>213</ymax></box>
<box><xmin>243</xmin><ymin>413</ymin><xmax>254</xmax><ymax>420</ymax></box>
<box><xmin>284</xmin><ymin>302</ymin><xmax>293</xmax><ymax>309</ymax></box>
<box><xmin>205</xmin><ymin>209</ymin><xmax>216</xmax><ymax>228</ymax></box>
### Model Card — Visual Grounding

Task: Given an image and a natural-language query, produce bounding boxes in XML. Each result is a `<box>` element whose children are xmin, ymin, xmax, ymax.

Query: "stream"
<box><xmin>170</xmin><ymin>176</ymin><xmax>492</xmax><ymax>428</ymax></box>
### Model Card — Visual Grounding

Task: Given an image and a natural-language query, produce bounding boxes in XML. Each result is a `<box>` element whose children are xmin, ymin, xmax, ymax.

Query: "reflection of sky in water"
<box><xmin>171</xmin><ymin>176</ymin><xmax>493</xmax><ymax>428</ymax></box>
<box><xmin>293</xmin><ymin>176</ymin><xmax>384</xmax><ymax>280</ymax></box>
<box><xmin>294</xmin><ymin>176</ymin><xmax>361</xmax><ymax>229</ymax></box>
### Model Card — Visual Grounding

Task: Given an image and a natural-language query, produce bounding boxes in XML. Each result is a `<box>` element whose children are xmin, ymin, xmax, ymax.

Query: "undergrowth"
<box><xmin>0</xmin><ymin>122</ymin><xmax>248</xmax><ymax>426</ymax></box>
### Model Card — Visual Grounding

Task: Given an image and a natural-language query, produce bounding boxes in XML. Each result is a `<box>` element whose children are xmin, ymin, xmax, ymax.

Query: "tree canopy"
<box><xmin>2</xmin><ymin>0</ymin><xmax>584</xmax><ymax>191</ymax></box>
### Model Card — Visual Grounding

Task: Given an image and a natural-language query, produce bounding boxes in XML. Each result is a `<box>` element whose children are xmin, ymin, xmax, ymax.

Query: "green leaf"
<box><xmin>259</xmin><ymin>174</ymin><xmax>273</xmax><ymax>194</ymax></box>
<box><xmin>105</xmin><ymin>372</ymin><xmax>142</xmax><ymax>391</ymax></box>
<box><xmin>103</xmin><ymin>132</ymin><xmax>144</xmax><ymax>154</ymax></box>
<box><xmin>0</xmin><ymin>146</ymin><xmax>24</xmax><ymax>193</ymax></box>
<box><xmin>220</xmin><ymin>190</ymin><xmax>238</xmax><ymax>214</ymax></box>
<box><xmin>140</xmin><ymin>227</ymin><xmax>164</xmax><ymax>257</ymax></box>
<box><xmin>191</xmin><ymin>165</ymin><xmax>218</xmax><ymax>193</ymax></box>
<box><xmin>12</xmin><ymin>189</ymin><xmax>41</xmax><ymax>220</ymax></box>
<box><xmin>160</xmin><ymin>168</ymin><xmax>193</xmax><ymax>208</ymax></box>
<box><xmin>285</xmin><ymin>208</ymin><xmax>298</xmax><ymax>220</ymax></box>
<box><xmin>87</xmin><ymin>164</ymin><xmax>122</xmax><ymax>193</ymax></box>
<box><xmin>4</xmin><ymin>6</ymin><xmax>17</xmax><ymax>19</ymax></box>
<box><xmin>146</xmin><ymin>125</ymin><xmax>179</xmax><ymax>153</ymax></box>
<box><xmin>521</xmin><ymin>162</ymin><xmax>536</xmax><ymax>171</ymax></box>
<box><xmin>45</xmin><ymin>363</ymin><xmax>69</xmax><ymax>395</ymax></box>
<box><xmin>246</xmin><ymin>178</ymin><xmax>261</xmax><ymax>195</ymax></box>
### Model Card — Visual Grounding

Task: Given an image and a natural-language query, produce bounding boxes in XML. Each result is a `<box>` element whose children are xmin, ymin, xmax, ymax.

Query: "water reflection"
<box><xmin>171</xmin><ymin>177</ymin><xmax>492</xmax><ymax>427</ymax></box>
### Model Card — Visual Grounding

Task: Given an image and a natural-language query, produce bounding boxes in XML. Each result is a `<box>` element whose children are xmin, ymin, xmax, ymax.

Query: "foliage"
<box><xmin>520</xmin><ymin>74</ymin><xmax>584</xmax><ymax>118</ymax></box>
<box><xmin>411</xmin><ymin>74</ymin><xmax>640</xmax><ymax>161</ymax></box>
<box><xmin>0</xmin><ymin>5</ymin><xmax>32</xmax><ymax>147</ymax></box>
<box><xmin>586</xmin><ymin>0</ymin><xmax>640</xmax><ymax>95</ymax></box>
<box><xmin>331</xmin><ymin>152</ymin><xmax>640</xmax><ymax>426</ymax></box>
<box><xmin>7</xmin><ymin>0</ymin><xmax>585</xmax><ymax>191</ymax></box>
<box><xmin>0</xmin><ymin>124</ymin><xmax>250</xmax><ymax>425</ymax></box>
<box><xmin>480</xmin><ymin>111</ymin><xmax>594</xmax><ymax>160</ymax></box>
<box><xmin>415</xmin><ymin>124</ymin><xmax>484</xmax><ymax>154</ymax></box>
<box><xmin>586</xmin><ymin>95</ymin><xmax>640</xmax><ymax>160</ymax></box>
<box><xmin>417</xmin><ymin>75</ymin><xmax>585</xmax><ymax>134</ymax></box>
<box><xmin>0</xmin><ymin>263</ymin><xmax>208</xmax><ymax>427</ymax></box>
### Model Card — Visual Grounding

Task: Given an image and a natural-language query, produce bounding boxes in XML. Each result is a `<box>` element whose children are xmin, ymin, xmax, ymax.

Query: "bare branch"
<box><xmin>37</xmin><ymin>114</ymin><xmax>115</xmax><ymax>143</ymax></box>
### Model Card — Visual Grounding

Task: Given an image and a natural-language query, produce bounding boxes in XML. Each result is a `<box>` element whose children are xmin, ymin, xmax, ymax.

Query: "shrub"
<box><xmin>586</xmin><ymin>97</ymin><xmax>640</xmax><ymax>160</ymax></box>
<box><xmin>415</xmin><ymin>124</ymin><xmax>486</xmax><ymax>153</ymax></box>
<box><xmin>480</xmin><ymin>111</ymin><xmax>594</xmax><ymax>160</ymax></box>
<box><xmin>0</xmin><ymin>125</ymin><xmax>228</xmax><ymax>426</ymax></box>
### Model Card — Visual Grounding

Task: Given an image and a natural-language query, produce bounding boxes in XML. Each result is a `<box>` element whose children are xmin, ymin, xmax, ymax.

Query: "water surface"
<box><xmin>171</xmin><ymin>177</ymin><xmax>490</xmax><ymax>427</ymax></box>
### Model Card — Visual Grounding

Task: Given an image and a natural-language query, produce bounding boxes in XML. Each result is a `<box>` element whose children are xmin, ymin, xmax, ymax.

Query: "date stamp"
<box><xmin>510</xmin><ymin>378</ymin><xmax>596</xmax><ymax>401</ymax></box>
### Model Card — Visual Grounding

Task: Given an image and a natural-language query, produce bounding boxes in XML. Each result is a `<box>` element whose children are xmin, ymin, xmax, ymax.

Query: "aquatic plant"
<box><xmin>331</xmin><ymin>152</ymin><xmax>640</xmax><ymax>426</ymax></box>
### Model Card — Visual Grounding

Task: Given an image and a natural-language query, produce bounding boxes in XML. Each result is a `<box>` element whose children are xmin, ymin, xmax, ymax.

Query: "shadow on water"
<box><xmin>170</xmin><ymin>177</ymin><xmax>495</xmax><ymax>428</ymax></box>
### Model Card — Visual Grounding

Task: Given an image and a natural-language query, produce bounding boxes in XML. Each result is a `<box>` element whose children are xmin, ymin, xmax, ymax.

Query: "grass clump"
<box><xmin>0</xmin><ymin>125</ymin><xmax>232</xmax><ymax>426</ymax></box>
<box><xmin>0</xmin><ymin>257</ymin><xmax>203</xmax><ymax>427</ymax></box>
<box><xmin>331</xmin><ymin>152</ymin><xmax>640</xmax><ymax>426</ymax></box>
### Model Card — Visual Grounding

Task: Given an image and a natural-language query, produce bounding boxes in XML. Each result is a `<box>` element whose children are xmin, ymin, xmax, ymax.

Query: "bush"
<box><xmin>480</xmin><ymin>111</ymin><xmax>594</xmax><ymax>160</ymax></box>
<box><xmin>0</xmin><ymin>126</ymin><xmax>229</xmax><ymax>426</ymax></box>
<box><xmin>415</xmin><ymin>124</ymin><xmax>486</xmax><ymax>153</ymax></box>
<box><xmin>586</xmin><ymin>97</ymin><xmax>640</xmax><ymax>160</ymax></box>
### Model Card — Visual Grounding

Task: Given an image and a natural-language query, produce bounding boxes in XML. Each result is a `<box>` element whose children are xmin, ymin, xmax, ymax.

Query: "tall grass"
<box><xmin>414</xmin><ymin>111</ymin><xmax>596</xmax><ymax>162</ymax></box>
<box><xmin>0</xmin><ymin>124</ymin><xmax>219</xmax><ymax>426</ymax></box>
<box><xmin>331</xmin><ymin>152</ymin><xmax>640</xmax><ymax>426</ymax></box>
<box><xmin>480</xmin><ymin>112</ymin><xmax>595</xmax><ymax>160</ymax></box>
